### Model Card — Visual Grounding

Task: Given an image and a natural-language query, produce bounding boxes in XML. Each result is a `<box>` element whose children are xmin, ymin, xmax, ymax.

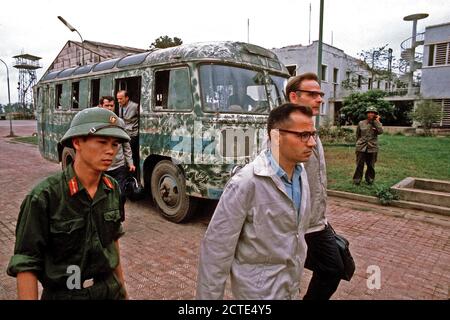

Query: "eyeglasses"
<box><xmin>276</xmin><ymin>128</ymin><xmax>317</xmax><ymax>142</ymax></box>
<box><xmin>295</xmin><ymin>90</ymin><xmax>325</xmax><ymax>98</ymax></box>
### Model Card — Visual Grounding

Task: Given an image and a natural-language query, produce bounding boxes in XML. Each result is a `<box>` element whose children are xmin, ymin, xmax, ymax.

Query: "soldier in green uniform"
<box><xmin>7</xmin><ymin>107</ymin><xmax>130</xmax><ymax>300</ymax></box>
<box><xmin>352</xmin><ymin>106</ymin><xmax>383</xmax><ymax>185</ymax></box>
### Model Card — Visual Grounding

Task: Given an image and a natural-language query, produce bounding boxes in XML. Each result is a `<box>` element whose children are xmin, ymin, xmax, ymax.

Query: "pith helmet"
<box><xmin>60</xmin><ymin>107</ymin><xmax>130</xmax><ymax>147</ymax></box>
<box><xmin>366</xmin><ymin>106</ymin><xmax>378</xmax><ymax>114</ymax></box>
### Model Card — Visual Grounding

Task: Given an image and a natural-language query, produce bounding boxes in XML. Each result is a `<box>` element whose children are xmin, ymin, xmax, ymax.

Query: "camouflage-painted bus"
<box><xmin>34</xmin><ymin>41</ymin><xmax>290</xmax><ymax>222</ymax></box>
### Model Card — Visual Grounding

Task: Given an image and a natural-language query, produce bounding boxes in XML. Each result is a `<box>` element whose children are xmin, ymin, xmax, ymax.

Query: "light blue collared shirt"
<box><xmin>267</xmin><ymin>150</ymin><xmax>302</xmax><ymax>216</ymax></box>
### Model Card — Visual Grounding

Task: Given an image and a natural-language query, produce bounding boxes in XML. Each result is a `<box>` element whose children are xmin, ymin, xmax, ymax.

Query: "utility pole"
<box><xmin>247</xmin><ymin>18</ymin><xmax>250</xmax><ymax>43</ymax></box>
<box><xmin>0</xmin><ymin>58</ymin><xmax>15</xmax><ymax>137</ymax></box>
<box><xmin>316</xmin><ymin>0</ymin><xmax>324</xmax><ymax>129</ymax></box>
<box><xmin>308</xmin><ymin>3</ymin><xmax>311</xmax><ymax>45</ymax></box>
<box><xmin>317</xmin><ymin>0</ymin><xmax>324</xmax><ymax>82</ymax></box>
<box><xmin>387</xmin><ymin>48</ymin><xmax>393</xmax><ymax>91</ymax></box>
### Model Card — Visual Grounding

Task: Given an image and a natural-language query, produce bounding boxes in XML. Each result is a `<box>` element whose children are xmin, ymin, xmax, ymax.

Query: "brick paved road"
<box><xmin>0</xmin><ymin>120</ymin><xmax>449</xmax><ymax>300</ymax></box>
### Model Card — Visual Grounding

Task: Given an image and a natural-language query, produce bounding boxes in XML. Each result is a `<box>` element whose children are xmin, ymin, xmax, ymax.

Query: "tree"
<box><xmin>358</xmin><ymin>45</ymin><xmax>397</xmax><ymax>88</ymax></box>
<box><xmin>340</xmin><ymin>90</ymin><xmax>395</xmax><ymax>125</ymax></box>
<box><xmin>411</xmin><ymin>100</ymin><xmax>443</xmax><ymax>136</ymax></box>
<box><xmin>150</xmin><ymin>36</ymin><xmax>183</xmax><ymax>49</ymax></box>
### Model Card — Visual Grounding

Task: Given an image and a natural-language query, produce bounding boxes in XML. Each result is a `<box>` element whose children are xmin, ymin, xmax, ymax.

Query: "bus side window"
<box><xmin>91</xmin><ymin>79</ymin><xmax>100</xmax><ymax>107</ymax></box>
<box><xmin>167</xmin><ymin>68</ymin><xmax>193</xmax><ymax>110</ymax></box>
<box><xmin>154</xmin><ymin>70</ymin><xmax>169</xmax><ymax>109</ymax></box>
<box><xmin>154</xmin><ymin>68</ymin><xmax>192</xmax><ymax>111</ymax></box>
<box><xmin>71</xmin><ymin>81</ymin><xmax>80</xmax><ymax>109</ymax></box>
<box><xmin>55</xmin><ymin>84</ymin><xmax>63</xmax><ymax>110</ymax></box>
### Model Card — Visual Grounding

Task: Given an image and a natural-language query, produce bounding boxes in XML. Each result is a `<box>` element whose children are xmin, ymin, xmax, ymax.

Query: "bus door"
<box><xmin>114</xmin><ymin>76</ymin><xmax>142</xmax><ymax>174</ymax></box>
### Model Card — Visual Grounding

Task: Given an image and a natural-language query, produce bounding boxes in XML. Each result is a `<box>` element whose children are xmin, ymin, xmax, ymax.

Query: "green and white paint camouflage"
<box><xmin>34</xmin><ymin>41</ymin><xmax>289</xmax><ymax>201</ymax></box>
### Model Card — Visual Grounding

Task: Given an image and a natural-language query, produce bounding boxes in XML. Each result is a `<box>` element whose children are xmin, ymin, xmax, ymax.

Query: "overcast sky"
<box><xmin>0</xmin><ymin>0</ymin><xmax>449</xmax><ymax>105</ymax></box>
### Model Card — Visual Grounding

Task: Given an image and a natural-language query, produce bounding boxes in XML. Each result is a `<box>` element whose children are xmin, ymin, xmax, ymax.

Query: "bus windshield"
<box><xmin>200</xmin><ymin>64</ymin><xmax>287</xmax><ymax>114</ymax></box>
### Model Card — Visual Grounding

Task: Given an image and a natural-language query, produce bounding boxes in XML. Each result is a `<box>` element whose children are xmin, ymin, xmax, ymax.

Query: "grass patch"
<box><xmin>11</xmin><ymin>136</ymin><xmax>38</xmax><ymax>145</ymax></box>
<box><xmin>325</xmin><ymin>135</ymin><xmax>450</xmax><ymax>197</ymax></box>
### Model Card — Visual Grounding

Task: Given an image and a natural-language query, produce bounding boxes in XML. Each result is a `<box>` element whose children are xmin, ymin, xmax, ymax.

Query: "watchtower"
<box><xmin>13</xmin><ymin>53</ymin><xmax>42</xmax><ymax>109</ymax></box>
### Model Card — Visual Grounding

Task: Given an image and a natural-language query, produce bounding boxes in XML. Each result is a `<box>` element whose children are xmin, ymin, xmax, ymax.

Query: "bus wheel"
<box><xmin>150</xmin><ymin>160</ymin><xmax>196</xmax><ymax>223</ymax></box>
<box><xmin>61</xmin><ymin>147</ymin><xmax>75</xmax><ymax>170</ymax></box>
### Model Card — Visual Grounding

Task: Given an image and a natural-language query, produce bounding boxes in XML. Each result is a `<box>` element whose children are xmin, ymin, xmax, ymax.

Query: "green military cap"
<box><xmin>366</xmin><ymin>106</ymin><xmax>378</xmax><ymax>114</ymax></box>
<box><xmin>60</xmin><ymin>107</ymin><xmax>130</xmax><ymax>147</ymax></box>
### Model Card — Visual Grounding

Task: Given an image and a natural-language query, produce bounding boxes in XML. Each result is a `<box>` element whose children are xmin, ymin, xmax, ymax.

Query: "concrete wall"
<box><xmin>424</xmin><ymin>22</ymin><xmax>450</xmax><ymax>44</ymax></box>
<box><xmin>421</xmin><ymin>66</ymin><xmax>450</xmax><ymax>99</ymax></box>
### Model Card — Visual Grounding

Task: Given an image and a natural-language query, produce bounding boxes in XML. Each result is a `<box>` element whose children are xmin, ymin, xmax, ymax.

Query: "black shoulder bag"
<box><xmin>329</xmin><ymin>224</ymin><xmax>356</xmax><ymax>281</ymax></box>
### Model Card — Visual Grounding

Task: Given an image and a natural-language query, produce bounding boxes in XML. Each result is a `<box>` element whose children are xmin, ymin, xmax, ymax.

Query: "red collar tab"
<box><xmin>68</xmin><ymin>176</ymin><xmax>79</xmax><ymax>196</ymax></box>
<box><xmin>102</xmin><ymin>176</ymin><xmax>114</xmax><ymax>190</ymax></box>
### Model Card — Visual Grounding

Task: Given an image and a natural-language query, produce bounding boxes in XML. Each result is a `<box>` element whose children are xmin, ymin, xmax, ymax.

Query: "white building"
<box><xmin>272</xmin><ymin>41</ymin><xmax>395</xmax><ymax>125</ymax></box>
<box><xmin>273</xmin><ymin>19</ymin><xmax>450</xmax><ymax>128</ymax></box>
<box><xmin>421</xmin><ymin>22</ymin><xmax>450</xmax><ymax>127</ymax></box>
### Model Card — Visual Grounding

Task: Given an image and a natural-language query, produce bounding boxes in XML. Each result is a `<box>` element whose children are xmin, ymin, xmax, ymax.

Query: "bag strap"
<box><xmin>327</xmin><ymin>222</ymin><xmax>336</xmax><ymax>235</ymax></box>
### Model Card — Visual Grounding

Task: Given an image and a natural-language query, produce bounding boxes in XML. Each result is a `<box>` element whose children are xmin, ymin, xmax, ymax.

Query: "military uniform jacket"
<box><xmin>196</xmin><ymin>150</ymin><xmax>311</xmax><ymax>300</ymax></box>
<box><xmin>355</xmin><ymin>119</ymin><xmax>383</xmax><ymax>153</ymax></box>
<box><xmin>7</xmin><ymin>164</ymin><xmax>124</xmax><ymax>289</ymax></box>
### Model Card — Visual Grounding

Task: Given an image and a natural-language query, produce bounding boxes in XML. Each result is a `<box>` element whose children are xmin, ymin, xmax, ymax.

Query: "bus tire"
<box><xmin>150</xmin><ymin>160</ymin><xmax>196</xmax><ymax>223</ymax></box>
<box><xmin>61</xmin><ymin>147</ymin><xmax>75</xmax><ymax>170</ymax></box>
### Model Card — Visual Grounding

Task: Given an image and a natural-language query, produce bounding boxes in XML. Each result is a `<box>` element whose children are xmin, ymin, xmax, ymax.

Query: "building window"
<box><xmin>428</xmin><ymin>44</ymin><xmax>435</xmax><ymax>66</ymax></box>
<box><xmin>333</xmin><ymin>68</ymin><xmax>339</xmax><ymax>84</ymax></box>
<box><xmin>377</xmin><ymin>80</ymin><xmax>381</xmax><ymax>89</ymax></box>
<box><xmin>357</xmin><ymin>75</ymin><xmax>362</xmax><ymax>88</ymax></box>
<box><xmin>428</xmin><ymin>42</ymin><xmax>450</xmax><ymax>66</ymax></box>
<box><xmin>320</xmin><ymin>102</ymin><xmax>327</xmax><ymax>115</ymax></box>
<box><xmin>346</xmin><ymin>71</ymin><xmax>351</xmax><ymax>80</ymax></box>
<box><xmin>368</xmin><ymin>78</ymin><xmax>373</xmax><ymax>90</ymax></box>
<box><xmin>286</xmin><ymin>65</ymin><xmax>297</xmax><ymax>76</ymax></box>
<box><xmin>321</xmin><ymin>65</ymin><xmax>327</xmax><ymax>82</ymax></box>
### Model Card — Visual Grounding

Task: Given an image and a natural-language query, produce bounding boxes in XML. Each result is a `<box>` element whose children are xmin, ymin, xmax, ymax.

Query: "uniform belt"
<box><xmin>46</xmin><ymin>272</ymin><xmax>112</xmax><ymax>291</ymax></box>
<box><xmin>42</xmin><ymin>272</ymin><xmax>119</xmax><ymax>300</ymax></box>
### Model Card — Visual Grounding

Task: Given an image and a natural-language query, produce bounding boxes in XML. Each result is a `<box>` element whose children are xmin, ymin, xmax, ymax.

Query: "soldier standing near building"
<box><xmin>7</xmin><ymin>107</ymin><xmax>129</xmax><ymax>300</ymax></box>
<box><xmin>353</xmin><ymin>106</ymin><xmax>383</xmax><ymax>185</ymax></box>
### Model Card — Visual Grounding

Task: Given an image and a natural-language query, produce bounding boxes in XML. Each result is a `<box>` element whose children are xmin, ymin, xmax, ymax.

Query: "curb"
<box><xmin>327</xmin><ymin>189</ymin><xmax>450</xmax><ymax>216</ymax></box>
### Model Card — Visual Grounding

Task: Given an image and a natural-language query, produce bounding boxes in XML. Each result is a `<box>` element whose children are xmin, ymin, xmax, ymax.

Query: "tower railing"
<box><xmin>400</xmin><ymin>32</ymin><xmax>425</xmax><ymax>51</ymax></box>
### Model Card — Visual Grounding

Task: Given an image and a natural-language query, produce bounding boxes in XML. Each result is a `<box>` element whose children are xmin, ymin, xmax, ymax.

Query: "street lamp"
<box><xmin>57</xmin><ymin>16</ymin><xmax>85</xmax><ymax>65</ymax></box>
<box><xmin>0</xmin><ymin>58</ymin><xmax>15</xmax><ymax>137</ymax></box>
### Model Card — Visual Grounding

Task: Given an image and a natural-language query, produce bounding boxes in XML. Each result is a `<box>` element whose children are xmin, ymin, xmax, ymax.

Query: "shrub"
<box><xmin>375</xmin><ymin>185</ymin><xmax>399</xmax><ymax>205</ymax></box>
<box><xmin>341</xmin><ymin>90</ymin><xmax>395</xmax><ymax>125</ymax></box>
<box><xmin>411</xmin><ymin>100</ymin><xmax>442</xmax><ymax>136</ymax></box>
<box><xmin>319</xmin><ymin>120</ymin><xmax>355</xmax><ymax>144</ymax></box>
